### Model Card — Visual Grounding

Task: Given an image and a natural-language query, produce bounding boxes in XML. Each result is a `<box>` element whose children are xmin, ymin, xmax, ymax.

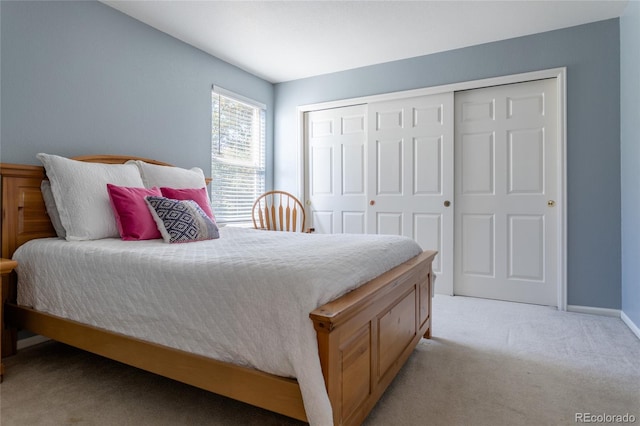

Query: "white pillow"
<box><xmin>40</xmin><ymin>180</ymin><xmax>66</xmax><ymax>238</ymax></box>
<box><xmin>126</xmin><ymin>160</ymin><xmax>207</xmax><ymax>190</ymax></box>
<box><xmin>37</xmin><ymin>153</ymin><xmax>145</xmax><ymax>241</ymax></box>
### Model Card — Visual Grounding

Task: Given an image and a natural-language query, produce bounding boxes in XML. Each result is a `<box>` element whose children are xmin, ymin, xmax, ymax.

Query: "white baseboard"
<box><xmin>567</xmin><ymin>304</ymin><xmax>621</xmax><ymax>317</ymax></box>
<box><xmin>567</xmin><ymin>305</ymin><xmax>640</xmax><ymax>341</ymax></box>
<box><xmin>621</xmin><ymin>311</ymin><xmax>640</xmax><ymax>340</ymax></box>
<box><xmin>16</xmin><ymin>335</ymin><xmax>50</xmax><ymax>350</ymax></box>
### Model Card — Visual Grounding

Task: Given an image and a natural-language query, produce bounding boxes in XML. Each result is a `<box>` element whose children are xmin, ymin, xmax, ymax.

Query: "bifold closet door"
<box><xmin>454</xmin><ymin>78</ymin><xmax>558</xmax><ymax>306</ymax></box>
<box><xmin>367</xmin><ymin>93</ymin><xmax>454</xmax><ymax>295</ymax></box>
<box><xmin>305</xmin><ymin>93</ymin><xmax>455</xmax><ymax>295</ymax></box>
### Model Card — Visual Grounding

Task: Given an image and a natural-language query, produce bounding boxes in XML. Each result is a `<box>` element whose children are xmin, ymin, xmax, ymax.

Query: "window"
<box><xmin>211</xmin><ymin>87</ymin><xmax>266</xmax><ymax>223</ymax></box>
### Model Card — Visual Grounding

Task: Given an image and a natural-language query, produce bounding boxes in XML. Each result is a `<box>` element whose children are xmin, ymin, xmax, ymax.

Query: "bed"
<box><xmin>0</xmin><ymin>155</ymin><xmax>436</xmax><ymax>426</ymax></box>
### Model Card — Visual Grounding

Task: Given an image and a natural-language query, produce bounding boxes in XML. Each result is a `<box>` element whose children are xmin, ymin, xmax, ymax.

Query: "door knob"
<box><xmin>547</xmin><ymin>200</ymin><xmax>555</xmax><ymax>207</ymax></box>
<box><xmin>369</xmin><ymin>200</ymin><xmax>375</xmax><ymax>206</ymax></box>
<box><xmin>444</xmin><ymin>200</ymin><xmax>451</xmax><ymax>207</ymax></box>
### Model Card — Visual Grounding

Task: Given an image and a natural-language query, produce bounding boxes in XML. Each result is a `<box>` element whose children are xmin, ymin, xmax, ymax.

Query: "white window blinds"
<box><xmin>211</xmin><ymin>87</ymin><xmax>266</xmax><ymax>223</ymax></box>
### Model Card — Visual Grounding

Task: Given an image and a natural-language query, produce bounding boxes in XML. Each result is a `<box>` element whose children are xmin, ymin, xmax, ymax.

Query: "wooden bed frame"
<box><xmin>0</xmin><ymin>155</ymin><xmax>436</xmax><ymax>426</ymax></box>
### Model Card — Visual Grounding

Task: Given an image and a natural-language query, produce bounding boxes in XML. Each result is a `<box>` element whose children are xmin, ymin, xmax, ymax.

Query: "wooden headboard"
<box><xmin>0</xmin><ymin>155</ymin><xmax>173</xmax><ymax>259</ymax></box>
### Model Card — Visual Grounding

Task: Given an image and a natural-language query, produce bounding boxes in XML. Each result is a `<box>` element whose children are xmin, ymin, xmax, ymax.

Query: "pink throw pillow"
<box><xmin>107</xmin><ymin>184</ymin><xmax>162</xmax><ymax>240</ymax></box>
<box><xmin>160</xmin><ymin>187</ymin><xmax>215</xmax><ymax>219</ymax></box>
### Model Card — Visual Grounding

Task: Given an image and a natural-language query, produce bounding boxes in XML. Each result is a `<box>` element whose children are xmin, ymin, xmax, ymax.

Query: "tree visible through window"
<box><xmin>211</xmin><ymin>87</ymin><xmax>266</xmax><ymax>223</ymax></box>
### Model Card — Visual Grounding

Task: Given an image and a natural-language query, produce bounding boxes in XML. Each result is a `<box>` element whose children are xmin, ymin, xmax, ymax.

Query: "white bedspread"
<box><xmin>13</xmin><ymin>227</ymin><xmax>422</xmax><ymax>426</ymax></box>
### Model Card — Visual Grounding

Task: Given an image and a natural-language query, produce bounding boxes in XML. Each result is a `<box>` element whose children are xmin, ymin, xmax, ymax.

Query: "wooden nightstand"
<box><xmin>0</xmin><ymin>258</ymin><xmax>18</xmax><ymax>383</ymax></box>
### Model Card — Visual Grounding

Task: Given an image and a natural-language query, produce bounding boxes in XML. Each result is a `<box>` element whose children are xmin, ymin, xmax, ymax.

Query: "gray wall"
<box><xmin>621</xmin><ymin>1</ymin><xmax>640</xmax><ymax>329</ymax></box>
<box><xmin>0</xmin><ymin>1</ymin><xmax>274</xmax><ymax>181</ymax></box>
<box><xmin>274</xmin><ymin>19</ymin><xmax>622</xmax><ymax>310</ymax></box>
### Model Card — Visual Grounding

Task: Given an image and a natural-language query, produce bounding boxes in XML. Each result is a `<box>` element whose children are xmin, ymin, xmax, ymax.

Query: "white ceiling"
<box><xmin>102</xmin><ymin>0</ymin><xmax>629</xmax><ymax>83</ymax></box>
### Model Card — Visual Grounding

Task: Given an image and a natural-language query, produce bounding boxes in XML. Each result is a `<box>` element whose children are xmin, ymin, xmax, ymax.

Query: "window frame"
<box><xmin>211</xmin><ymin>86</ymin><xmax>266</xmax><ymax>224</ymax></box>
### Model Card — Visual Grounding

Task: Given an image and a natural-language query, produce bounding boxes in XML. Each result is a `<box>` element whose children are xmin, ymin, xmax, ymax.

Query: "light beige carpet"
<box><xmin>1</xmin><ymin>295</ymin><xmax>638</xmax><ymax>426</ymax></box>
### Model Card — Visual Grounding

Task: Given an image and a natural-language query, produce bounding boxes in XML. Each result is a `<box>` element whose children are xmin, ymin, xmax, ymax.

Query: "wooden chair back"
<box><xmin>252</xmin><ymin>191</ymin><xmax>306</xmax><ymax>232</ymax></box>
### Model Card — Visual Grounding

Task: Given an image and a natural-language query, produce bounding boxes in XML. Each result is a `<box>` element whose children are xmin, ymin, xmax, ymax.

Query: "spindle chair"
<box><xmin>251</xmin><ymin>190</ymin><xmax>306</xmax><ymax>232</ymax></box>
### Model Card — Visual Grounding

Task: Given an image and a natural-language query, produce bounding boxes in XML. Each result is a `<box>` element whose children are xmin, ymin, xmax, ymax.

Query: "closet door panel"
<box><xmin>306</xmin><ymin>105</ymin><xmax>367</xmax><ymax>234</ymax></box>
<box><xmin>368</xmin><ymin>93</ymin><xmax>454</xmax><ymax>294</ymax></box>
<box><xmin>454</xmin><ymin>78</ymin><xmax>558</xmax><ymax>306</ymax></box>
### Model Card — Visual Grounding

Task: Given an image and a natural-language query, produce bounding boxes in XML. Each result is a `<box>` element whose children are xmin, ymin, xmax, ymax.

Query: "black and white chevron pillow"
<box><xmin>145</xmin><ymin>196</ymin><xmax>219</xmax><ymax>243</ymax></box>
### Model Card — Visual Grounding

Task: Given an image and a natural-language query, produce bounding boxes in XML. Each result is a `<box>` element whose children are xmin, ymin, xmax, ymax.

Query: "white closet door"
<box><xmin>454</xmin><ymin>78</ymin><xmax>558</xmax><ymax>305</ymax></box>
<box><xmin>305</xmin><ymin>104</ymin><xmax>368</xmax><ymax>234</ymax></box>
<box><xmin>367</xmin><ymin>93</ymin><xmax>454</xmax><ymax>294</ymax></box>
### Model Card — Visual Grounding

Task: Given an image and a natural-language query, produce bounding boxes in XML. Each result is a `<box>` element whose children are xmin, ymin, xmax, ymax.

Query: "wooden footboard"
<box><xmin>1</xmin><ymin>157</ymin><xmax>436</xmax><ymax>425</ymax></box>
<box><xmin>311</xmin><ymin>250</ymin><xmax>435</xmax><ymax>426</ymax></box>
